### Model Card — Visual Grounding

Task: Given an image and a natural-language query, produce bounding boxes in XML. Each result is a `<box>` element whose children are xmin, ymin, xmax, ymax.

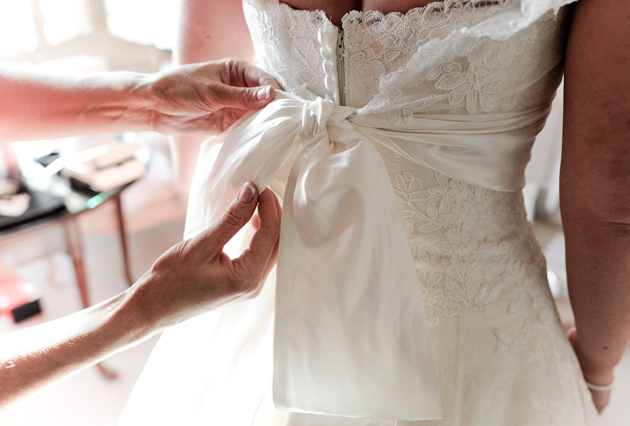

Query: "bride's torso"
<box><xmin>240</xmin><ymin>4</ymin><xmax>599</xmax><ymax>423</ymax></box>
<box><xmin>118</xmin><ymin>3</ymin><xmax>599</xmax><ymax>425</ymax></box>
<box><xmin>243</xmin><ymin>0</ymin><xmax>570</xmax><ymax>325</ymax></box>
<box><xmin>239</xmin><ymin>3</ymin><xmax>601</xmax><ymax>423</ymax></box>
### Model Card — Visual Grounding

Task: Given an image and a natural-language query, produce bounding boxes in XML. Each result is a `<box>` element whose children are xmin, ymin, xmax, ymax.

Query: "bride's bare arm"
<box><xmin>561</xmin><ymin>0</ymin><xmax>630</xmax><ymax>413</ymax></box>
<box><xmin>171</xmin><ymin>0</ymin><xmax>277</xmax><ymax>194</ymax></box>
<box><xmin>177</xmin><ymin>0</ymin><xmax>255</xmax><ymax>64</ymax></box>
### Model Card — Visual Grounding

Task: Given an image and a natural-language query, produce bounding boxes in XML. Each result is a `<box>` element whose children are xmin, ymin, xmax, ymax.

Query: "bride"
<box><xmin>120</xmin><ymin>0</ymin><xmax>629</xmax><ymax>425</ymax></box>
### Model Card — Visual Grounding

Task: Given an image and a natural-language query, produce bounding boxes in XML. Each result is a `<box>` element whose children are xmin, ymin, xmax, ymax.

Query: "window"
<box><xmin>0</xmin><ymin>0</ymin><xmax>179</xmax><ymax>59</ymax></box>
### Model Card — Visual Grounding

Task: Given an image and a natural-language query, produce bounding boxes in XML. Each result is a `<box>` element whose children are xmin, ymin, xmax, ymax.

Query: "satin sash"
<box><xmin>184</xmin><ymin>89</ymin><xmax>550</xmax><ymax>420</ymax></box>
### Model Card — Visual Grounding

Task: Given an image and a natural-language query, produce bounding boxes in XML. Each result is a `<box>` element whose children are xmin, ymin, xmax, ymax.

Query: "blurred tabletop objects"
<box><xmin>0</xmin><ymin>138</ymin><xmax>149</xmax><ymax>334</ymax></box>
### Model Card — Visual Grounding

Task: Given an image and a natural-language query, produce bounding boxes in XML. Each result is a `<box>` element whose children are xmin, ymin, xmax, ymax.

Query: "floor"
<box><xmin>0</xmin><ymin>217</ymin><xmax>185</xmax><ymax>426</ymax></box>
<box><xmin>1</xmin><ymin>207</ymin><xmax>629</xmax><ymax>425</ymax></box>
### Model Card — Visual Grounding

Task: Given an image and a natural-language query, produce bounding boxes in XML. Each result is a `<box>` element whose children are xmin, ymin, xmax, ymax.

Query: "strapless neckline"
<box><xmin>252</xmin><ymin>0</ymin><xmax>517</xmax><ymax>31</ymax></box>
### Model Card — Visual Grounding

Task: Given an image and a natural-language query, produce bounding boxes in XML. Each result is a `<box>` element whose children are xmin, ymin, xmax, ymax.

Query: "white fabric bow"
<box><xmin>184</xmin><ymin>89</ymin><xmax>550</xmax><ymax>420</ymax></box>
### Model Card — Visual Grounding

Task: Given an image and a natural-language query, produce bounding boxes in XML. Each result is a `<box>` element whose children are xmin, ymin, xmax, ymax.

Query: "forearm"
<box><xmin>0</xmin><ymin>67</ymin><xmax>154</xmax><ymax>142</ymax></box>
<box><xmin>561</xmin><ymin>202</ymin><xmax>630</xmax><ymax>383</ymax></box>
<box><xmin>0</xmin><ymin>289</ymin><xmax>151</xmax><ymax>409</ymax></box>
<box><xmin>561</xmin><ymin>0</ymin><xmax>630</xmax><ymax>386</ymax></box>
<box><xmin>0</xmin><ymin>184</ymin><xmax>279</xmax><ymax>410</ymax></box>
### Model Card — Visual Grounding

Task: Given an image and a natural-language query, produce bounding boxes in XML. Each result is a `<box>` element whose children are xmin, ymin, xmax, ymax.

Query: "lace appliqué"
<box><xmin>496</xmin><ymin>318</ymin><xmax>554</xmax><ymax>367</ymax></box>
<box><xmin>343</xmin><ymin>1</ymin><xmax>526</xmax><ymax>115</ymax></box>
<box><xmin>531</xmin><ymin>394</ymin><xmax>570</xmax><ymax>426</ymax></box>
<box><xmin>354</xmin><ymin>4</ymin><xmax>570</xmax><ymax>121</ymax></box>
<box><xmin>426</xmin><ymin>23</ymin><xmax>537</xmax><ymax>114</ymax></box>
<box><xmin>244</xmin><ymin>0</ymin><xmax>339</xmax><ymax>102</ymax></box>
<box><xmin>383</xmin><ymin>148</ymin><xmax>543</xmax><ymax>325</ymax></box>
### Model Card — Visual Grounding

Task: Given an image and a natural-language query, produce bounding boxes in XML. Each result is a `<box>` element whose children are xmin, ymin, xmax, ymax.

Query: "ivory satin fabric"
<box><xmin>120</xmin><ymin>1</ymin><xmax>599</xmax><ymax>425</ymax></box>
<box><xmin>183</xmin><ymin>89</ymin><xmax>550</xmax><ymax>420</ymax></box>
<box><xmin>185</xmin><ymin>91</ymin><xmax>442</xmax><ymax>419</ymax></box>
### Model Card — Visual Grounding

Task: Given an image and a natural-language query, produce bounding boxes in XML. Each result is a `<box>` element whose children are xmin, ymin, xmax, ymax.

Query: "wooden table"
<box><xmin>0</xmin><ymin>177</ymin><xmax>141</xmax><ymax>378</ymax></box>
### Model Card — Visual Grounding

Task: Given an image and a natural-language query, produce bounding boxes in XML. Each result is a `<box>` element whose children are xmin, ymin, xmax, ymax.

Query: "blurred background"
<box><xmin>0</xmin><ymin>0</ymin><xmax>627</xmax><ymax>425</ymax></box>
<box><xmin>0</xmin><ymin>1</ymin><xmax>186</xmax><ymax>424</ymax></box>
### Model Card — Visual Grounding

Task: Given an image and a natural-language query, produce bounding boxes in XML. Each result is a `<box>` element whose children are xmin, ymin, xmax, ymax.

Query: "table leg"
<box><xmin>62</xmin><ymin>218</ymin><xmax>90</xmax><ymax>309</ymax></box>
<box><xmin>113</xmin><ymin>194</ymin><xmax>134</xmax><ymax>286</ymax></box>
<box><xmin>62</xmin><ymin>218</ymin><xmax>117</xmax><ymax>380</ymax></box>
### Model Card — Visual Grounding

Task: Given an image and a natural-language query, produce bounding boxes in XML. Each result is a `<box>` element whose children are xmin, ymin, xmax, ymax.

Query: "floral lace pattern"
<box><xmin>241</xmin><ymin>1</ymin><xmax>598</xmax><ymax>424</ymax></box>
<box><xmin>531</xmin><ymin>394</ymin><xmax>570</xmax><ymax>426</ymax></box>
<box><xmin>355</xmin><ymin>3</ymin><xmax>570</xmax><ymax>120</ymax></box>
<box><xmin>382</xmin><ymin>145</ymin><xmax>543</xmax><ymax>325</ymax></box>
<box><xmin>245</xmin><ymin>0</ymin><xmax>339</xmax><ymax>101</ymax></box>
<box><xmin>496</xmin><ymin>318</ymin><xmax>554</xmax><ymax>367</ymax></box>
<box><xmin>343</xmin><ymin>0</ymin><xmax>526</xmax><ymax>113</ymax></box>
<box><xmin>246</xmin><ymin>0</ymin><xmax>569</xmax><ymax>122</ymax></box>
<box><xmin>373</xmin><ymin>144</ymin><xmax>593</xmax><ymax>425</ymax></box>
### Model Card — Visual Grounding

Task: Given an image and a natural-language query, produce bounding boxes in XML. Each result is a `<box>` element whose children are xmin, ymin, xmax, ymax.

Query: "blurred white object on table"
<box><xmin>59</xmin><ymin>142</ymin><xmax>146</xmax><ymax>192</ymax></box>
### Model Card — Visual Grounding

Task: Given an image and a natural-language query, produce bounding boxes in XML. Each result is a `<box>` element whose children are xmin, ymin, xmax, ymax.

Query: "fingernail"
<box><xmin>257</xmin><ymin>86</ymin><xmax>271</xmax><ymax>101</ymax></box>
<box><xmin>238</xmin><ymin>182</ymin><xmax>256</xmax><ymax>203</ymax></box>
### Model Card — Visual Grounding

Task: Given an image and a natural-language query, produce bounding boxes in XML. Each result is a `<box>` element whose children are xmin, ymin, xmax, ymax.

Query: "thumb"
<box><xmin>202</xmin><ymin>182</ymin><xmax>259</xmax><ymax>253</ymax></box>
<box><xmin>213</xmin><ymin>84</ymin><xmax>275</xmax><ymax>110</ymax></box>
<box><xmin>567</xmin><ymin>327</ymin><xmax>577</xmax><ymax>347</ymax></box>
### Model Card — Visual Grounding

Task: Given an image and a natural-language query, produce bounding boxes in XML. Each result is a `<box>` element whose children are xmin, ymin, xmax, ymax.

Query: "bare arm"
<box><xmin>171</xmin><ymin>0</ymin><xmax>261</xmax><ymax>195</ymax></box>
<box><xmin>0</xmin><ymin>185</ymin><xmax>280</xmax><ymax>410</ymax></box>
<box><xmin>0</xmin><ymin>59</ymin><xmax>275</xmax><ymax>142</ymax></box>
<box><xmin>0</xmin><ymin>68</ymin><xmax>151</xmax><ymax>141</ymax></box>
<box><xmin>561</xmin><ymin>0</ymin><xmax>630</xmax><ymax>413</ymax></box>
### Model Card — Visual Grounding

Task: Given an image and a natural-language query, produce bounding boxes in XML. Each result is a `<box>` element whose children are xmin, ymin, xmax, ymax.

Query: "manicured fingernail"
<box><xmin>257</xmin><ymin>86</ymin><xmax>271</xmax><ymax>101</ymax></box>
<box><xmin>238</xmin><ymin>182</ymin><xmax>256</xmax><ymax>203</ymax></box>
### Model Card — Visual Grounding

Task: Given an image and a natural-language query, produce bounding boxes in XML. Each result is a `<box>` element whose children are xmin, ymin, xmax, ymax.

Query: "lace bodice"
<box><xmin>243</xmin><ymin>0</ymin><xmax>570</xmax><ymax>324</ymax></box>
<box><xmin>244</xmin><ymin>0</ymin><xmax>568</xmax><ymax>118</ymax></box>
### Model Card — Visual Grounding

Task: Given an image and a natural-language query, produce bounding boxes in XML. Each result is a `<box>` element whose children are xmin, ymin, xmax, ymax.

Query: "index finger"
<box><xmin>233</xmin><ymin>188</ymin><xmax>281</xmax><ymax>275</ymax></box>
<box><xmin>237</xmin><ymin>60</ymin><xmax>282</xmax><ymax>90</ymax></box>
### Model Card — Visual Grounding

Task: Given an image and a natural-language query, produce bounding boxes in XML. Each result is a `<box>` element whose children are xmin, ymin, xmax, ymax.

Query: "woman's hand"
<box><xmin>568</xmin><ymin>328</ymin><xmax>614</xmax><ymax>413</ymax></box>
<box><xmin>0</xmin><ymin>183</ymin><xmax>281</xmax><ymax>409</ymax></box>
<box><xmin>0</xmin><ymin>59</ymin><xmax>280</xmax><ymax>142</ymax></box>
<box><xmin>128</xmin><ymin>182</ymin><xmax>281</xmax><ymax>331</ymax></box>
<box><xmin>142</xmin><ymin>58</ymin><xmax>282</xmax><ymax>135</ymax></box>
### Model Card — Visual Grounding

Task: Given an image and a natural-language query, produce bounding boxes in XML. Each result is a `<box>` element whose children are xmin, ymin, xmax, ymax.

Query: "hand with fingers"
<box><xmin>568</xmin><ymin>328</ymin><xmax>614</xmax><ymax>413</ymax></box>
<box><xmin>0</xmin><ymin>182</ymin><xmax>281</xmax><ymax>409</ymax></box>
<box><xmin>129</xmin><ymin>182</ymin><xmax>282</xmax><ymax>331</ymax></box>
<box><xmin>145</xmin><ymin>58</ymin><xmax>283</xmax><ymax>135</ymax></box>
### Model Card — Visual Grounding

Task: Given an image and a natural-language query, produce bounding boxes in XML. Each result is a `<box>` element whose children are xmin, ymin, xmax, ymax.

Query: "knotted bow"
<box><xmin>184</xmin><ymin>89</ymin><xmax>550</xmax><ymax>420</ymax></box>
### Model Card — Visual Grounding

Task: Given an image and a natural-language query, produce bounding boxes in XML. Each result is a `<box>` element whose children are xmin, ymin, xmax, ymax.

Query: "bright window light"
<box><xmin>0</xmin><ymin>0</ymin><xmax>38</xmax><ymax>56</ymax></box>
<box><xmin>39</xmin><ymin>0</ymin><xmax>91</xmax><ymax>45</ymax></box>
<box><xmin>0</xmin><ymin>0</ymin><xmax>179</xmax><ymax>58</ymax></box>
<box><xmin>104</xmin><ymin>0</ymin><xmax>179</xmax><ymax>50</ymax></box>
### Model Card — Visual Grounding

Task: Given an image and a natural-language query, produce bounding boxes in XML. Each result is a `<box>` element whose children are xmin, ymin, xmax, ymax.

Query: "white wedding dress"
<box><xmin>119</xmin><ymin>1</ymin><xmax>600</xmax><ymax>425</ymax></box>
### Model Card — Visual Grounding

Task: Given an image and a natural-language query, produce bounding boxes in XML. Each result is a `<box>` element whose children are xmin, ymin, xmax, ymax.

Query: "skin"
<box><xmin>170</xmin><ymin>1</ymin><xmax>282</xmax><ymax>195</ymax></box>
<box><xmin>562</xmin><ymin>0</ymin><xmax>630</xmax><ymax>413</ymax></box>
<box><xmin>177</xmin><ymin>0</ymin><xmax>630</xmax><ymax>414</ymax></box>
<box><xmin>0</xmin><ymin>183</ymin><xmax>281</xmax><ymax>410</ymax></box>
<box><xmin>0</xmin><ymin>58</ymin><xmax>283</xmax><ymax>408</ymax></box>
<box><xmin>0</xmin><ymin>58</ymin><xmax>277</xmax><ymax>142</ymax></box>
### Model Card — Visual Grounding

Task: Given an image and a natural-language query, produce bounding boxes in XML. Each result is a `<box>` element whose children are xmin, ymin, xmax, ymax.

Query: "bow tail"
<box><xmin>273</xmin><ymin>128</ymin><xmax>443</xmax><ymax>420</ymax></box>
<box><xmin>184</xmin><ymin>106</ymin><xmax>301</xmax><ymax>240</ymax></box>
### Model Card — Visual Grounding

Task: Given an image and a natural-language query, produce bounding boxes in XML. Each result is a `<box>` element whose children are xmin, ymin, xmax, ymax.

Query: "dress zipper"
<box><xmin>336</xmin><ymin>30</ymin><xmax>345</xmax><ymax>107</ymax></box>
